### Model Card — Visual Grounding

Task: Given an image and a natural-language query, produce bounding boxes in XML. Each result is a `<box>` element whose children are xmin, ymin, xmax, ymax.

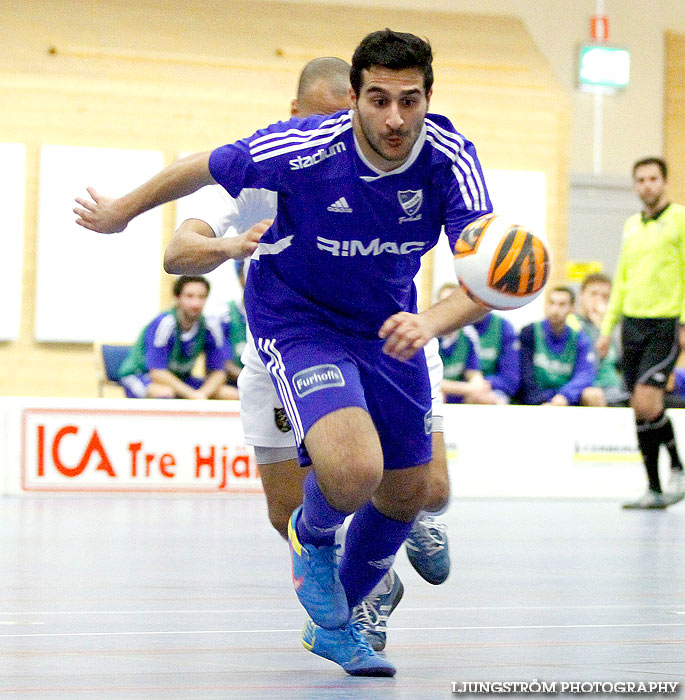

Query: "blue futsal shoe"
<box><xmin>302</xmin><ymin>617</ymin><xmax>397</xmax><ymax>677</ymax></box>
<box><xmin>352</xmin><ymin>569</ymin><xmax>404</xmax><ymax>651</ymax></box>
<box><xmin>405</xmin><ymin>515</ymin><xmax>450</xmax><ymax>585</ymax></box>
<box><xmin>288</xmin><ymin>506</ymin><xmax>350</xmax><ymax>629</ymax></box>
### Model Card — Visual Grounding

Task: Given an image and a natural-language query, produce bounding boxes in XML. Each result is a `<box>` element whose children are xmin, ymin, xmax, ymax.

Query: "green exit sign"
<box><xmin>578</xmin><ymin>45</ymin><xmax>630</xmax><ymax>92</ymax></box>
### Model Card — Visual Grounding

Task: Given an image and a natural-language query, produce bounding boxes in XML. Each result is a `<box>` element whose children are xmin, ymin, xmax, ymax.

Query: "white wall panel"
<box><xmin>35</xmin><ymin>146</ymin><xmax>164</xmax><ymax>343</ymax></box>
<box><xmin>0</xmin><ymin>143</ymin><xmax>26</xmax><ymax>341</ymax></box>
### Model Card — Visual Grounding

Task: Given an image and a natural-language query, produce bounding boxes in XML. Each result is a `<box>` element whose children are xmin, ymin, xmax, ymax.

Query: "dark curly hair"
<box><xmin>350</xmin><ymin>29</ymin><xmax>433</xmax><ymax>97</ymax></box>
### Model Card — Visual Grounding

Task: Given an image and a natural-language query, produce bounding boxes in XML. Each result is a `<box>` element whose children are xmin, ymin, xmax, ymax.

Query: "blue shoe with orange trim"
<box><xmin>302</xmin><ymin>616</ymin><xmax>396</xmax><ymax>677</ymax></box>
<box><xmin>288</xmin><ymin>506</ymin><xmax>349</xmax><ymax>629</ymax></box>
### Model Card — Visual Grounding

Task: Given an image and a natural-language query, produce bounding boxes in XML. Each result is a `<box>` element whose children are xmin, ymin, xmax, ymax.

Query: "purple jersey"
<box><xmin>208</xmin><ymin>110</ymin><xmax>492</xmax><ymax>340</ymax></box>
<box><xmin>143</xmin><ymin>312</ymin><xmax>226</xmax><ymax>376</ymax></box>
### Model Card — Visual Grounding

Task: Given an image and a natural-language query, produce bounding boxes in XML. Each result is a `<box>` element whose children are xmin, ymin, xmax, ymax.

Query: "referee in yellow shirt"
<box><xmin>597</xmin><ymin>157</ymin><xmax>685</xmax><ymax>509</ymax></box>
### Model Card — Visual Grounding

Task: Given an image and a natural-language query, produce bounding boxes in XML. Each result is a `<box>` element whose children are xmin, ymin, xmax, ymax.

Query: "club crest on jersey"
<box><xmin>274</xmin><ymin>408</ymin><xmax>292</xmax><ymax>433</ymax></box>
<box><xmin>292</xmin><ymin>364</ymin><xmax>345</xmax><ymax>398</ymax></box>
<box><xmin>398</xmin><ymin>189</ymin><xmax>423</xmax><ymax>223</ymax></box>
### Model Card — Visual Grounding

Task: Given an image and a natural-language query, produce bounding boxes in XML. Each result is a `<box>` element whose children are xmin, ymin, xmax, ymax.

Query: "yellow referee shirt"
<box><xmin>601</xmin><ymin>203</ymin><xmax>685</xmax><ymax>336</ymax></box>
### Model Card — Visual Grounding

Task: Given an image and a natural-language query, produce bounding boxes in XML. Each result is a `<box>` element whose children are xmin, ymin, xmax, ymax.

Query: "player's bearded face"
<box><xmin>546</xmin><ymin>292</ymin><xmax>573</xmax><ymax>328</ymax></box>
<box><xmin>634</xmin><ymin>164</ymin><xmax>667</xmax><ymax>209</ymax></box>
<box><xmin>353</xmin><ymin>67</ymin><xmax>430</xmax><ymax>170</ymax></box>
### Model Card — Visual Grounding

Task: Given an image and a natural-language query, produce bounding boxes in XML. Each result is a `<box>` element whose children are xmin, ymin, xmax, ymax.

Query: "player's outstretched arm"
<box><xmin>74</xmin><ymin>152</ymin><xmax>215</xmax><ymax>234</ymax></box>
<box><xmin>164</xmin><ymin>219</ymin><xmax>270</xmax><ymax>275</ymax></box>
<box><xmin>379</xmin><ymin>286</ymin><xmax>488</xmax><ymax>361</ymax></box>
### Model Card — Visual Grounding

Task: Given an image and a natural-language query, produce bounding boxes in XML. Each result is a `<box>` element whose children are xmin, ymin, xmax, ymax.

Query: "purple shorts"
<box><xmin>255</xmin><ymin>330</ymin><xmax>432</xmax><ymax>469</ymax></box>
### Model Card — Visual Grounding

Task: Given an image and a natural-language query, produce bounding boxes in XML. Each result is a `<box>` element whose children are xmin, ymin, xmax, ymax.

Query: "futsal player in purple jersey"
<box><xmin>75</xmin><ymin>29</ymin><xmax>492</xmax><ymax>676</ymax></box>
<box><xmin>164</xmin><ymin>57</ymin><xmax>453</xmax><ymax>650</ymax></box>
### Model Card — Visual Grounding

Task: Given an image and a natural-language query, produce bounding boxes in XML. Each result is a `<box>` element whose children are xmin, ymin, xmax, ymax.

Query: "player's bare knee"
<box><xmin>318</xmin><ymin>459</ymin><xmax>382</xmax><ymax>512</ymax></box>
<box><xmin>635</xmin><ymin>405</ymin><xmax>662</xmax><ymax>423</ymax></box>
<box><xmin>424</xmin><ymin>472</ymin><xmax>450</xmax><ymax>513</ymax></box>
<box><xmin>581</xmin><ymin>386</ymin><xmax>605</xmax><ymax>407</ymax></box>
<box><xmin>631</xmin><ymin>388</ymin><xmax>664</xmax><ymax>422</ymax></box>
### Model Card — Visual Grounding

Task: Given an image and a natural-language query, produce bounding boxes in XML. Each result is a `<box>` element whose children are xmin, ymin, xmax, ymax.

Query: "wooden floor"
<box><xmin>1</xmin><ymin>496</ymin><xmax>683</xmax><ymax>699</ymax></box>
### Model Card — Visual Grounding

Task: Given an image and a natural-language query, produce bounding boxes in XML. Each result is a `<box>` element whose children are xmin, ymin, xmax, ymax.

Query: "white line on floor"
<box><xmin>2</xmin><ymin>621</ymin><xmax>685</xmax><ymax>639</ymax></box>
<box><xmin>2</xmin><ymin>603</ymin><xmax>684</xmax><ymax>616</ymax></box>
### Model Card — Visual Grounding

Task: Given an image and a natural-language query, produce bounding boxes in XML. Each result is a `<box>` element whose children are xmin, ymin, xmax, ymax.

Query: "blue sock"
<box><xmin>339</xmin><ymin>502</ymin><xmax>414</xmax><ymax>608</ymax></box>
<box><xmin>296</xmin><ymin>471</ymin><xmax>349</xmax><ymax>547</ymax></box>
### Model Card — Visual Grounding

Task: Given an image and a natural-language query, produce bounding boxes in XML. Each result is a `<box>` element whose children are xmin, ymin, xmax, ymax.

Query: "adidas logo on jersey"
<box><xmin>327</xmin><ymin>197</ymin><xmax>353</xmax><ymax>213</ymax></box>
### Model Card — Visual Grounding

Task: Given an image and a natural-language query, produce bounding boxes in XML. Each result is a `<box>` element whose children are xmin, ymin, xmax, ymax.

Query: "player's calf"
<box><xmin>372</xmin><ymin>463</ymin><xmax>430</xmax><ymax>523</ymax></box>
<box><xmin>259</xmin><ymin>458</ymin><xmax>308</xmax><ymax>540</ymax></box>
<box><xmin>423</xmin><ymin>441</ymin><xmax>450</xmax><ymax>513</ymax></box>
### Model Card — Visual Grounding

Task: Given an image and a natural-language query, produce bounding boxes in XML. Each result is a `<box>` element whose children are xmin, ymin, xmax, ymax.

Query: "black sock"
<box><xmin>636</xmin><ymin>418</ymin><xmax>662</xmax><ymax>493</ymax></box>
<box><xmin>658</xmin><ymin>415</ymin><xmax>683</xmax><ymax>472</ymax></box>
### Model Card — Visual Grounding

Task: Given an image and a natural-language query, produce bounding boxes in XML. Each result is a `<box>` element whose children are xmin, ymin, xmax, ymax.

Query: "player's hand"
<box><xmin>378</xmin><ymin>311</ymin><xmax>433</xmax><ymax>361</ymax></box>
<box><xmin>550</xmin><ymin>394</ymin><xmax>569</xmax><ymax>406</ymax></box>
<box><xmin>74</xmin><ymin>188</ymin><xmax>129</xmax><ymax>233</ymax></box>
<box><xmin>595</xmin><ymin>335</ymin><xmax>610</xmax><ymax>359</ymax></box>
<box><xmin>464</xmin><ymin>381</ymin><xmax>493</xmax><ymax>404</ymax></box>
<box><xmin>190</xmin><ymin>389</ymin><xmax>209</xmax><ymax>400</ymax></box>
<box><xmin>227</xmin><ymin>219</ymin><xmax>272</xmax><ymax>259</ymax></box>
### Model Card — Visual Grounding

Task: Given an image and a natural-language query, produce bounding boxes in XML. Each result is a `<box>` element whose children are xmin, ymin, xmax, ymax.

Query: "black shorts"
<box><xmin>621</xmin><ymin>316</ymin><xmax>680</xmax><ymax>392</ymax></box>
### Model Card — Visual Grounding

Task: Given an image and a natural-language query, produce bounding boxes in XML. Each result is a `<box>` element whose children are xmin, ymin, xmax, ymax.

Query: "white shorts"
<box><xmin>237</xmin><ymin>330</ymin><xmax>444</xmax><ymax>451</ymax></box>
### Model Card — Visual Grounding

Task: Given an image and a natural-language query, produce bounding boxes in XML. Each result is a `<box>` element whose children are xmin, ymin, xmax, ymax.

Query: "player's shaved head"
<box><xmin>297</xmin><ymin>57</ymin><xmax>350</xmax><ymax>101</ymax></box>
<box><xmin>292</xmin><ymin>57</ymin><xmax>351</xmax><ymax>117</ymax></box>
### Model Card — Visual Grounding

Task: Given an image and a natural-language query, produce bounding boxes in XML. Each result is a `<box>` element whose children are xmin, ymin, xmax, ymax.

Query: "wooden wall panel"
<box><xmin>0</xmin><ymin>0</ymin><xmax>569</xmax><ymax>397</ymax></box>
<box><xmin>665</xmin><ymin>32</ymin><xmax>685</xmax><ymax>207</ymax></box>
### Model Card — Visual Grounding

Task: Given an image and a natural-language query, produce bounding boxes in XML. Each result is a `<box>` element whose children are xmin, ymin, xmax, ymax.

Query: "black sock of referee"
<box><xmin>651</xmin><ymin>411</ymin><xmax>684</xmax><ymax>472</ymax></box>
<box><xmin>636</xmin><ymin>418</ymin><xmax>663</xmax><ymax>493</ymax></box>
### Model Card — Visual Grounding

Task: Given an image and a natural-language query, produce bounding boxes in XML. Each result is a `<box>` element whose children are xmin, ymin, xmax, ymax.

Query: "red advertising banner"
<box><xmin>21</xmin><ymin>406</ymin><xmax>262</xmax><ymax>493</ymax></box>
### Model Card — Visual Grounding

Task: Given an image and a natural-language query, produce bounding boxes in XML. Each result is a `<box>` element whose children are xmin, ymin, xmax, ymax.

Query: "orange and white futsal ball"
<box><xmin>453</xmin><ymin>213</ymin><xmax>550</xmax><ymax>310</ymax></box>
